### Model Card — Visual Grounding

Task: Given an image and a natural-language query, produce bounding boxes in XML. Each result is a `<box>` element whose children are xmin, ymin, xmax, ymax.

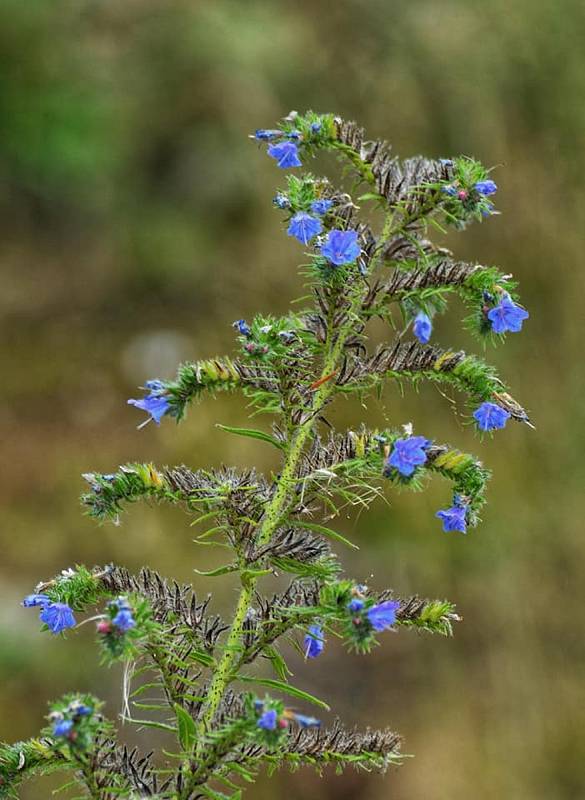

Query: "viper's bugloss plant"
<box><xmin>2</xmin><ymin>111</ymin><xmax>532</xmax><ymax>799</ymax></box>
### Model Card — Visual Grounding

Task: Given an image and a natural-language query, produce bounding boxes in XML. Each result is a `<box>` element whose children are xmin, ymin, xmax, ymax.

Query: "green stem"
<box><xmin>182</xmin><ymin>215</ymin><xmax>396</xmax><ymax>798</ymax></box>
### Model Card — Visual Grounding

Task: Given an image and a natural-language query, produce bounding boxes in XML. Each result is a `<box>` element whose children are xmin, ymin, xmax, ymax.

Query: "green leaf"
<box><xmin>174</xmin><ymin>703</ymin><xmax>196</xmax><ymax>751</ymax></box>
<box><xmin>295</xmin><ymin>522</ymin><xmax>359</xmax><ymax>550</ymax></box>
<box><xmin>357</xmin><ymin>191</ymin><xmax>385</xmax><ymax>203</ymax></box>
<box><xmin>264</xmin><ymin>645</ymin><xmax>292</xmax><ymax>681</ymax></box>
<box><xmin>240</xmin><ymin>567</ymin><xmax>273</xmax><ymax>582</ymax></box>
<box><xmin>237</xmin><ymin>675</ymin><xmax>330</xmax><ymax>711</ymax></box>
<box><xmin>216</xmin><ymin>424</ymin><xmax>286</xmax><ymax>451</ymax></box>
<box><xmin>194</xmin><ymin>563</ymin><xmax>238</xmax><ymax>577</ymax></box>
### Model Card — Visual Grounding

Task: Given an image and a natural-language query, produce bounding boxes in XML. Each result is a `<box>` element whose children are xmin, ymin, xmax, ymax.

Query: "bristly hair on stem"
<box><xmin>7</xmin><ymin>110</ymin><xmax>531</xmax><ymax>800</ymax></box>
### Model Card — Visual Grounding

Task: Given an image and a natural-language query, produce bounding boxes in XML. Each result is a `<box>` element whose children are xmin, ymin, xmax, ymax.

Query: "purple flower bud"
<box><xmin>257</xmin><ymin>709</ymin><xmax>278</xmax><ymax>730</ymax></box>
<box><xmin>254</xmin><ymin>129</ymin><xmax>281</xmax><ymax>141</ymax></box>
<box><xmin>310</xmin><ymin>199</ymin><xmax>333</xmax><ymax>215</ymax></box>
<box><xmin>233</xmin><ymin>319</ymin><xmax>252</xmax><ymax>337</ymax></box>
<box><xmin>413</xmin><ymin>312</ymin><xmax>432</xmax><ymax>344</ymax></box>
<box><xmin>22</xmin><ymin>594</ymin><xmax>50</xmax><ymax>608</ymax></box>
<box><xmin>475</xmin><ymin>180</ymin><xmax>497</xmax><ymax>196</ymax></box>
<box><xmin>53</xmin><ymin>719</ymin><xmax>74</xmax><ymax>737</ymax></box>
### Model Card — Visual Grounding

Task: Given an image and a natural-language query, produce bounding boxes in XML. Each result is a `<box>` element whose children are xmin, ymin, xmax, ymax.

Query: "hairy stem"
<box><xmin>182</xmin><ymin>218</ymin><xmax>396</xmax><ymax>797</ymax></box>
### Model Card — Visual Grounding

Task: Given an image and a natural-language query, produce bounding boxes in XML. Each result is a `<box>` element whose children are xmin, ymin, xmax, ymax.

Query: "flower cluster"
<box><xmin>96</xmin><ymin>597</ymin><xmax>138</xmax><ymax>660</ymax></box>
<box><xmin>254</xmin><ymin>112</ymin><xmax>335</xmax><ymax>172</ymax></box>
<box><xmin>45</xmin><ymin>695</ymin><xmax>103</xmax><ymax>754</ymax></box>
<box><xmin>23</xmin><ymin>593</ymin><xmax>76</xmax><ymax>634</ymax></box>
<box><xmin>252</xmin><ymin>696</ymin><xmax>320</xmax><ymax>743</ymax></box>
<box><xmin>232</xmin><ymin>314</ymin><xmax>298</xmax><ymax>359</ymax></box>
<box><xmin>343</xmin><ymin>590</ymin><xmax>400</xmax><ymax>654</ymax></box>
<box><xmin>440</xmin><ymin>158</ymin><xmax>499</xmax><ymax>226</ymax></box>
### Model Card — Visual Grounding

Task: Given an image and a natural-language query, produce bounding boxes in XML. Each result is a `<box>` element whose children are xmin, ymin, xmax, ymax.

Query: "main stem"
<box><xmin>195</xmin><ymin>350</ymin><xmax>340</xmax><ymax>741</ymax></box>
<box><xmin>187</xmin><ymin>214</ymin><xmax>396</xmax><ymax>792</ymax></box>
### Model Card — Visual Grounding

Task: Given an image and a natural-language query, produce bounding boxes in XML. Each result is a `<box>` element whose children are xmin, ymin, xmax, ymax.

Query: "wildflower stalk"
<box><xmin>191</xmin><ymin>268</ymin><xmax>372</xmax><ymax>784</ymax></box>
<box><xmin>11</xmin><ymin>112</ymin><xmax>531</xmax><ymax>799</ymax></box>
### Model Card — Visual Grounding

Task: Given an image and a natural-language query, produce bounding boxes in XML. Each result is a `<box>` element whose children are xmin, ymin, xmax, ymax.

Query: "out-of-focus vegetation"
<box><xmin>1</xmin><ymin>1</ymin><xmax>584</xmax><ymax>798</ymax></box>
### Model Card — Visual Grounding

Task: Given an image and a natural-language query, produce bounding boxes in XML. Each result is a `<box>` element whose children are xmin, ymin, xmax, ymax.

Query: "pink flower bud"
<box><xmin>96</xmin><ymin>620</ymin><xmax>112</xmax><ymax>634</ymax></box>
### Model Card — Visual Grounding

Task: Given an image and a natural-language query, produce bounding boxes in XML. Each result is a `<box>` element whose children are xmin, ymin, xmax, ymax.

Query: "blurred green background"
<box><xmin>1</xmin><ymin>1</ymin><xmax>584</xmax><ymax>798</ymax></box>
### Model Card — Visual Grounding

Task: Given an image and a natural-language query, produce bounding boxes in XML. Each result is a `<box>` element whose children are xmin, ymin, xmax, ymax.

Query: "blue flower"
<box><xmin>347</xmin><ymin>598</ymin><xmax>365</xmax><ymax>612</ymax></box>
<box><xmin>475</xmin><ymin>179</ymin><xmax>497</xmax><ymax>196</ymax></box>
<box><xmin>257</xmin><ymin>709</ymin><xmax>278</xmax><ymax>730</ymax></box>
<box><xmin>286</xmin><ymin>130</ymin><xmax>301</xmax><ymax>140</ymax></box>
<box><xmin>287</xmin><ymin>212</ymin><xmax>323</xmax><ymax>245</ymax></box>
<box><xmin>128</xmin><ymin>382</ymin><xmax>171</xmax><ymax>425</ymax></box>
<box><xmin>413</xmin><ymin>311</ymin><xmax>432</xmax><ymax>344</ymax></box>
<box><xmin>436</xmin><ymin>504</ymin><xmax>468</xmax><ymax>534</ymax></box>
<box><xmin>367</xmin><ymin>600</ymin><xmax>400</xmax><ymax>632</ymax></box>
<box><xmin>70</xmin><ymin>704</ymin><xmax>93</xmax><ymax>718</ymax></box>
<box><xmin>304</xmin><ymin>624</ymin><xmax>324</xmax><ymax>659</ymax></box>
<box><xmin>487</xmin><ymin>294</ymin><xmax>529</xmax><ymax>334</ymax></box>
<box><xmin>22</xmin><ymin>593</ymin><xmax>50</xmax><ymax>608</ymax></box>
<box><xmin>386</xmin><ymin>435</ymin><xmax>430</xmax><ymax>477</ymax></box>
<box><xmin>113</xmin><ymin>608</ymin><xmax>136</xmax><ymax>632</ymax></box>
<box><xmin>53</xmin><ymin>719</ymin><xmax>74</xmax><ymax>737</ymax></box>
<box><xmin>40</xmin><ymin>602</ymin><xmax>76</xmax><ymax>634</ymax></box>
<box><xmin>473</xmin><ymin>402</ymin><xmax>511</xmax><ymax>431</ymax></box>
<box><xmin>441</xmin><ymin>185</ymin><xmax>458</xmax><ymax>196</ymax></box>
<box><xmin>311</xmin><ymin>199</ymin><xmax>333</xmax><ymax>215</ymax></box>
<box><xmin>311</xmin><ymin>121</ymin><xmax>322</xmax><ymax>133</ymax></box>
<box><xmin>293</xmin><ymin>713</ymin><xmax>321</xmax><ymax>728</ymax></box>
<box><xmin>320</xmin><ymin>229</ymin><xmax>361</xmax><ymax>266</ymax></box>
<box><xmin>267</xmin><ymin>142</ymin><xmax>302</xmax><ymax>169</ymax></box>
<box><xmin>273</xmin><ymin>193</ymin><xmax>290</xmax><ymax>209</ymax></box>
<box><xmin>144</xmin><ymin>379</ymin><xmax>165</xmax><ymax>392</ymax></box>
<box><xmin>254</xmin><ymin>129</ymin><xmax>281</xmax><ymax>141</ymax></box>
<box><xmin>233</xmin><ymin>319</ymin><xmax>251</xmax><ymax>337</ymax></box>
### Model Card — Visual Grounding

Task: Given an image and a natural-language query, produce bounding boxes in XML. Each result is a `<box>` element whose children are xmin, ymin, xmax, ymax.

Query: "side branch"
<box><xmin>82</xmin><ymin>464</ymin><xmax>270</xmax><ymax>521</ymax></box>
<box><xmin>337</xmin><ymin>341</ymin><xmax>529</xmax><ymax>422</ymax></box>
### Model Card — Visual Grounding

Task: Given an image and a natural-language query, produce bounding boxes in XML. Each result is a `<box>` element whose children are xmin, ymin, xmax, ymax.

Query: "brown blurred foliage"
<box><xmin>1</xmin><ymin>1</ymin><xmax>584</xmax><ymax>798</ymax></box>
